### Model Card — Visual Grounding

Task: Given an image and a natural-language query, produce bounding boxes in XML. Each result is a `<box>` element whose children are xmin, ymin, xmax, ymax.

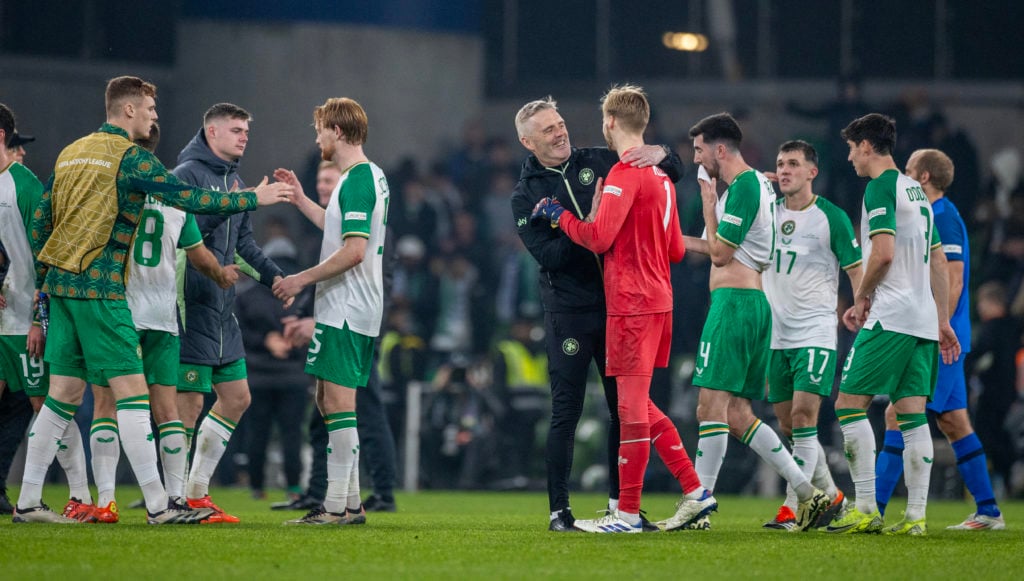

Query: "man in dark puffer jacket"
<box><xmin>173</xmin><ymin>103</ymin><xmax>286</xmax><ymax>523</ymax></box>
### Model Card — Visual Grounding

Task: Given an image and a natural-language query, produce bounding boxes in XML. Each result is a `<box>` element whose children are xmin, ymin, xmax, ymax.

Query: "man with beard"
<box><xmin>683</xmin><ymin>113</ymin><xmax>829</xmax><ymax>532</ymax></box>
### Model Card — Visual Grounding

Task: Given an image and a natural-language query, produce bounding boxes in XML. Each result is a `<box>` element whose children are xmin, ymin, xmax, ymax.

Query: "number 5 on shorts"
<box><xmin>306</xmin><ymin>327</ymin><xmax>324</xmax><ymax>363</ymax></box>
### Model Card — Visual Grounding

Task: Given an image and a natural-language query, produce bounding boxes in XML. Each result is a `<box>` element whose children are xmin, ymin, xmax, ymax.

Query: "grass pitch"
<box><xmin>1</xmin><ymin>487</ymin><xmax>1021</xmax><ymax>579</ymax></box>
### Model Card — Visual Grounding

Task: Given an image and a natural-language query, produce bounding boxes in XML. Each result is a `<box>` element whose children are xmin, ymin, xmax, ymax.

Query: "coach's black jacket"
<box><xmin>510</xmin><ymin>146</ymin><xmax>684</xmax><ymax>314</ymax></box>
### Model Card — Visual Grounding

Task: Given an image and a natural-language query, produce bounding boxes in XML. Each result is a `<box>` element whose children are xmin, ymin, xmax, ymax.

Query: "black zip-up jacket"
<box><xmin>172</xmin><ymin>128</ymin><xmax>283</xmax><ymax>366</ymax></box>
<box><xmin>510</xmin><ymin>146</ymin><xmax>684</xmax><ymax>313</ymax></box>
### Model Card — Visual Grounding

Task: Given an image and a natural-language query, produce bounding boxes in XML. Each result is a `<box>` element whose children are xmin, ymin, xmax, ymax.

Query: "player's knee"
<box><xmin>226</xmin><ymin>391</ymin><xmax>251</xmax><ymax>415</ymax></box>
<box><xmin>151</xmin><ymin>405</ymin><xmax>173</xmax><ymax>426</ymax></box>
<box><xmin>937</xmin><ymin>411</ymin><xmax>973</xmax><ymax>441</ymax></box>
<box><xmin>788</xmin><ymin>411</ymin><xmax>810</xmax><ymax>430</ymax></box>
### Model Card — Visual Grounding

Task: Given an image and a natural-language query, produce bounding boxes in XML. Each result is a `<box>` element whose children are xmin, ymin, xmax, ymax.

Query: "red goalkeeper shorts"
<box><xmin>605</xmin><ymin>311</ymin><xmax>672</xmax><ymax>377</ymax></box>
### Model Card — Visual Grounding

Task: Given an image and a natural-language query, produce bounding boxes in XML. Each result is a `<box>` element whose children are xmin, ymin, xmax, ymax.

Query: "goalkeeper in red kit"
<box><xmin>532</xmin><ymin>85</ymin><xmax>716</xmax><ymax>533</ymax></box>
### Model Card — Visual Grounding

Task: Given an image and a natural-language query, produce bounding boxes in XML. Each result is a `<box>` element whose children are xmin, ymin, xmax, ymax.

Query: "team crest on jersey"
<box><xmin>781</xmin><ymin>220</ymin><xmax>796</xmax><ymax>236</ymax></box>
<box><xmin>185</xmin><ymin>370</ymin><xmax>199</xmax><ymax>384</ymax></box>
<box><xmin>562</xmin><ymin>338</ymin><xmax>580</xmax><ymax>356</ymax></box>
<box><xmin>579</xmin><ymin>168</ymin><xmax>595</xmax><ymax>185</ymax></box>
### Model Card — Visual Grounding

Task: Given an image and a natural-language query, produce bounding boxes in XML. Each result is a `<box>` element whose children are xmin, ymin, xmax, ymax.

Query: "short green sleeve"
<box><xmin>11</xmin><ymin>163</ymin><xmax>44</xmax><ymax>234</ymax></box>
<box><xmin>716</xmin><ymin>171</ymin><xmax>761</xmax><ymax>248</ymax></box>
<box><xmin>339</xmin><ymin>164</ymin><xmax>376</xmax><ymax>239</ymax></box>
<box><xmin>864</xmin><ymin>171</ymin><xmax>897</xmax><ymax>237</ymax></box>
<box><xmin>177</xmin><ymin>213</ymin><xmax>203</xmax><ymax>249</ymax></box>
<box><xmin>819</xmin><ymin>197</ymin><xmax>862</xmax><ymax>269</ymax></box>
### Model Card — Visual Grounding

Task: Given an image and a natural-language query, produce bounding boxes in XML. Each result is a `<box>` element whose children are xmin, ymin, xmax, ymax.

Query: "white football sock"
<box><xmin>90</xmin><ymin>418</ymin><xmax>121</xmax><ymax>506</ymax></box>
<box><xmin>116</xmin><ymin>397</ymin><xmax>168</xmax><ymax>513</ymax></box>
<box><xmin>17</xmin><ymin>398</ymin><xmax>75</xmax><ymax>508</ymax></box>
<box><xmin>324</xmin><ymin>426</ymin><xmax>359</xmax><ymax>514</ymax></box>
<box><xmin>838</xmin><ymin>410</ymin><xmax>877</xmax><ymax>514</ymax></box>
<box><xmin>158</xmin><ymin>421</ymin><xmax>188</xmax><ymax>500</ymax></box>
<box><xmin>695</xmin><ymin>422</ymin><xmax>729</xmax><ymax>492</ymax></box>
<box><xmin>745</xmin><ymin>420</ymin><xmax>813</xmax><ymax>501</ymax></box>
<box><xmin>900</xmin><ymin>417</ymin><xmax>932</xmax><ymax>522</ymax></box>
<box><xmin>812</xmin><ymin>440</ymin><xmax>838</xmax><ymax>500</ymax></box>
<box><xmin>346</xmin><ymin>444</ymin><xmax>362</xmax><ymax>511</ymax></box>
<box><xmin>186</xmin><ymin>411</ymin><xmax>235</xmax><ymax>499</ymax></box>
<box><xmin>55</xmin><ymin>419</ymin><xmax>92</xmax><ymax>503</ymax></box>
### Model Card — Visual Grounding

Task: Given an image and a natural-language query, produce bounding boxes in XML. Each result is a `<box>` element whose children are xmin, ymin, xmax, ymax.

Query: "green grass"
<box><xmin>1</xmin><ymin>487</ymin><xmax>1022</xmax><ymax>579</ymax></box>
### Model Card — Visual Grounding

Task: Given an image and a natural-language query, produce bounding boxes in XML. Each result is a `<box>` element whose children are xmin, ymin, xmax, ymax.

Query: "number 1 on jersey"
<box><xmin>774</xmin><ymin>249</ymin><xmax>796</xmax><ymax>274</ymax></box>
<box><xmin>662</xmin><ymin>181</ymin><xmax>673</xmax><ymax>231</ymax></box>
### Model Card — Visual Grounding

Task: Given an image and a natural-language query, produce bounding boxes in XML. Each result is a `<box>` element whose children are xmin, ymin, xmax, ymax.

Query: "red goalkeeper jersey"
<box><xmin>560</xmin><ymin>159</ymin><xmax>684</xmax><ymax>316</ymax></box>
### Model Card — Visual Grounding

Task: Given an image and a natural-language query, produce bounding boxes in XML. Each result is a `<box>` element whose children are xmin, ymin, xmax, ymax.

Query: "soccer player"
<box><xmin>533</xmin><ymin>85</ymin><xmax>714</xmax><ymax>534</ymax></box>
<box><xmin>173</xmin><ymin>103</ymin><xmax>287</xmax><ymax>523</ymax></box>
<box><xmin>761</xmin><ymin>140</ymin><xmax>862</xmax><ymax>529</ymax></box>
<box><xmin>271</xmin><ymin>97</ymin><xmax>389</xmax><ymax>526</ymax></box>
<box><xmin>511</xmin><ymin>95</ymin><xmax>684</xmax><ymax>532</ymax></box>
<box><xmin>825</xmin><ymin>114</ymin><xmax>960</xmax><ymax>536</ymax></box>
<box><xmin>874</xmin><ymin>148</ymin><xmax>1005</xmax><ymax>530</ymax></box>
<box><xmin>14</xmin><ymin>76</ymin><xmax>292</xmax><ymax>524</ymax></box>
<box><xmin>271</xmin><ymin>161</ymin><xmax>342</xmax><ymax>512</ymax></box>
<box><xmin>89</xmin><ymin>123</ymin><xmax>239</xmax><ymax>523</ymax></box>
<box><xmin>1</xmin><ymin>103</ymin><xmax>100</xmax><ymax>523</ymax></box>
<box><xmin>683</xmin><ymin>113</ymin><xmax>829</xmax><ymax>532</ymax></box>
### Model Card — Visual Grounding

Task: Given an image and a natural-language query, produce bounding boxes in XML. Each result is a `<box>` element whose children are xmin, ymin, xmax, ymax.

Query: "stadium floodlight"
<box><xmin>662</xmin><ymin>32</ymin><xmax>709</xmax><ymax>52</ymax></box>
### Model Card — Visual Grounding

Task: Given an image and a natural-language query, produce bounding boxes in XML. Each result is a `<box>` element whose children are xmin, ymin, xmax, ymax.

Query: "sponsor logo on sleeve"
<box><xmin>603</xmin><ymin>185</ymin><xmax>622</xmax><ymax>197</ymax></box>
<box><xmin>942</xmin><ymin>244</ymin><xmax>962</xmax><ymax>254</ymax></box>
<box><xmin>722</xmin><ymin>213</ymin><xmax>743</xmax><ymax>226</ymax></box>
<box><xmin>345</xmin><ymin>211</ymin><xmax>367</xmax><ymax>221</ymax></box>
<box><xmin>868</xmin><ymin>208</ymin><xmax>887</xmax><ymax>220</ymax></box>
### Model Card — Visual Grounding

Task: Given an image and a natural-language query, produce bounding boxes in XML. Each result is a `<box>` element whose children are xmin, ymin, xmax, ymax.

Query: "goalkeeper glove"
<box><xmin>531</xmin><ymin>197</ymin><xmax>566</xmax><ymax>226</ymax></box>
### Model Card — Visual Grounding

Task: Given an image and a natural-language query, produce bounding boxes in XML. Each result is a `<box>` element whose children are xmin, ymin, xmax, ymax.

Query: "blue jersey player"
<box><xmin>875</xmin><ymin>148</ymin><xmax>1004</xmax><ymax>530</ymax></box>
